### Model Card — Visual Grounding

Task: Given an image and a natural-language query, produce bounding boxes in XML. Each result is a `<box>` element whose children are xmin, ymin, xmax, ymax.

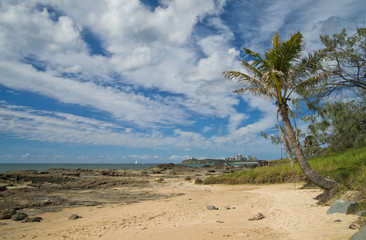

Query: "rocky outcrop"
<box><xmin>11</xmin><ymin>212</ymin><xmax>28</xmax><ymax>221</ymax></box>
<box><xmin>0</xmin><ymin>209</ymin><xmax>16</xmax><ymax>219</ymax></box>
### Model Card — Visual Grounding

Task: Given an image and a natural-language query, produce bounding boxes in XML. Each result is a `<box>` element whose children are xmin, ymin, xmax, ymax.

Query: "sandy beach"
<box><xmin>0</xmin><ymin>177</ymin><xmax>359</xmax><ymax>240</ymax></box>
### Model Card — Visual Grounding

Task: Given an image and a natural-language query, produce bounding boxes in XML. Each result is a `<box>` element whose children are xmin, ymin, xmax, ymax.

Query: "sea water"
<box><xmin>0</xmin><ymin>163</ymin><xmax>159</xmax><ymax>173</ymax></box>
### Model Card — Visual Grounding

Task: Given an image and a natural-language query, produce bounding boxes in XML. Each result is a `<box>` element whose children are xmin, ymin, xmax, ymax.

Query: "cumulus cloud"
<box><xmin>0</xmin><ymin>0</ymin><xmax>364</xmax><ymax>162</ymax></box>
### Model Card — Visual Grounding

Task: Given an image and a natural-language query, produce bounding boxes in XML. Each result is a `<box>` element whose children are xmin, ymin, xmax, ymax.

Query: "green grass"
<box><xmin>204</xmin><ymin>146</ymin><xmax>366</xmax><ymax>195</ymax></box>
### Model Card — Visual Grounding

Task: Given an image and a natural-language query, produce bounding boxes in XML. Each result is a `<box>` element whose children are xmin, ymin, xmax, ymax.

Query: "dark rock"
<box><xmin>61</xmin><ymin>171</ymin><xmax>80</xmax><ymax>177</ymax></box>
<box><xmin>333</xmin><ymin>219</ymin><xmax>342</xmax><ymax>222</ymax></box>
<box><xmin>248</xmin><ymin>212</ymin><xmax>265</xmax><ymax>221</ymax></box>
<box><xmin>69</xmin><ymin>214</ymin><xmax>82</xmax><ymax>220</ymax></box>
<box><xmin>350</xmin><ymin>226</ymin><xmax>366</xmax><ymax>240</ymax></box>
<box><xmin>0</xmin><ymin>222</ymin><xmax>8</xmax><ymax>226</ymax></box>
<box><xmin>11</xmin><ymin>212</ymin><xmax>28</xmax><ymax>221</ymax></box>
<box><xmin>356</xmin><ymin>211</ymin><xmax>366</xmax><ymax>217</ymax></box>
<box><xmin>350</xmin><ymin>223</ymin><xmax>361</xmax><ymax>230</ymax></box>
<box><xmin>212</xmin><ymin>162</ymin><xmax>225</xmax><ymax>169</ymax></box>
<box><xmin>0</xmin><ymin>186</ymin><xmax>7</xmax><ymax>191</ymax></box>
<box><xmin>206</xmin><ymin>205</ymin><xmax>218</xmax><ymax>210</ymax></box>
<box><xmin>22</xmin><ymin>217</ymin><xmax>43</xmax><ymax>223</ymax></box>
<box><xmin>0</xmin><ymin>209</ymin><xmax>16</xmax><ymax>219</ymax></box>
<box><xmin>326</xmin><ymin>200</ymin><xmax>358</xmax><ymax>214</ymax></box>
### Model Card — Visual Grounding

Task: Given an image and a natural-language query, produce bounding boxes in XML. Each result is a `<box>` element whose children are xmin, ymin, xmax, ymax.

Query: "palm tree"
<box><xmin>223</xmin><ymin>32</ymin><xmax>337</xmax><ymax>190</ymax></box>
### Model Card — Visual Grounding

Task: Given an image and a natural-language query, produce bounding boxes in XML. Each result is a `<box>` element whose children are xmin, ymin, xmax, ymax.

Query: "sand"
<box><xmin>0</xmin><ymin>180</ymin><xmax>359</xmax><ymax>240</ymax></box>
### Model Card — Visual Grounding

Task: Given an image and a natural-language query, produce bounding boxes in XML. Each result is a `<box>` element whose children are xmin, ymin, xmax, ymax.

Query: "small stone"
<box><xmin>248</xmin><ymin>212</ymin><xmax>265</xmax><ymax>221</ymax></box>
<box><xmin>334</xmin><ymin>219</ymin><xmax>342</xmax><ymax>222</ymax></box>
<box><xmin>206</xmin><ymin>205</ymin><xmax>218</xmax><ymax>210</ymax></box>
<box><xmin>224</xmin><ymin>206</ymin><xmax>231</xmax><ymax>210</ymax></box>
<box><xmin>216</xmin><ymin>220</ymin><xmax>224</xmax><ymax>223</ymax></box>
<box><xmin>349</xmin><ymin>223</ymin><xmax>361</xmax><ymax>230</ymax></box>
<box><xmin>11</xmin><ymin>212</ymin><xmax>28</xmax><ymax>221</ymax></box>
<box><xmin>69</xmin><ymin>214</ymin><xmax>82</xmax><ymax>220</ymax></box>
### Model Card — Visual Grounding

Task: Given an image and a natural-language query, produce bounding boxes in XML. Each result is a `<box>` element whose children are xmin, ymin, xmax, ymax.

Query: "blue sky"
<box><xmin>0</xmin><ymin>0</ymin><xmax>365</xmax><ymax>163</ymax></box>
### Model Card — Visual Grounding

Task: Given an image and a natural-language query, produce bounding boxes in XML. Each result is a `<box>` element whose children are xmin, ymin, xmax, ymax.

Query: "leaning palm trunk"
<box><xmin>224</xmin><ymin>32</ymin><xmax>338</xmax><ymax>192</ymax></box>
<box><xmin>279</xmin><ymin>103</ymin><xmax>337</xmax><ymax>190</ymax></box>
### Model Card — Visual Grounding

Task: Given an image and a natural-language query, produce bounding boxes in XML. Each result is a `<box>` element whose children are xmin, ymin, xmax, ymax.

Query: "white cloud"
<box><xmin>0</xmin><ymin>61</ymin><xmax>192</xmax><ymax>127</ymax></box>
<box><xmin>1</xmin><ymin>0</ymin><xmax>362</xmax><ymax>161</ymax></box>
<box><xmin>0</xmin><ymin>0</ymin><xmax>240</xmax><ymax>128</ymax></box>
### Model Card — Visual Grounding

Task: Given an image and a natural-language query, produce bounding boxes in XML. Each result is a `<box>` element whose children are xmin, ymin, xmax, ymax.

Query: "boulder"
<box><xmin>69</xmin><ymin>214</ymin><xmax>82</xmax><ymax>220</ymax></box>
<box><xmin>0</xmin><ymin>209</ymin><xmax>16</xmax><ymax>219</ymax></box>
<box><xmin>326</xmin><ymin>200</ymin><xmax>358</xmax><ymax>214</ymax></box>
<box><xmin>350</xmin><ymin>226</ymin><xmax>366</xmax><ymax>240</ymax></box>
<box><xmin>11</xmin><ymin>212</ymin><xmax>28</xmax><ymax>221</ymax></box>
<box><xmin>356</xmin><ymin>211</ymin><xmax>366</xmax><ymax>217</ymax></box>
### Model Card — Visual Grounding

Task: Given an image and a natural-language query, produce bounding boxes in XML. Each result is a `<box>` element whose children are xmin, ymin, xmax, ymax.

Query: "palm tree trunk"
<box><xmin>279</xmin><ymin>104</ymin><xmax>337</xmax><ymax>190</ymax></box>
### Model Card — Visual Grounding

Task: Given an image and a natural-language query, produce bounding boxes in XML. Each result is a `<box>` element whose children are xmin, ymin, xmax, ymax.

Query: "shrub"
<box><xmin>194</xmin><ymin>178</ymin><xmax>203</xmax><ymax>184</ymax></box>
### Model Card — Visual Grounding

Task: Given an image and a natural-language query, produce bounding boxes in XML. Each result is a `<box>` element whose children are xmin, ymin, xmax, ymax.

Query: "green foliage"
<box><xmin>224</xmin><ymin>32</ymin><xmax>332</xmax><ymax>105</ymax></box>
<box><xmin>205</xmin><ymin>147</ymin><xmax>366</xmax><ymax>197</ymax></box>
<box><xmin>204</xmin><ymin>161</ymin><xmax>305</xmax><ymax>184</ymax></box>
<box><xmin>184</xmin><ymin>176</ymin><xmax>191</xmax><ymax>181</ymax></box>
<box><xmin>320</xmin><ymin>27</ymin><xmax>366</xmax><ymax>93</ymax></box>
<box><xmin>305</xmin><ymin>100</ymin><xmax>366</xmax><ymax>153</ymax></box>
<box><xmin>294</xmin><ymin>27</ymin><xmax>366</xmax><ymax>156</ymax></box>
<box><xmin>194</xmin><ymin>178</ymin><xmax>203</xmax><ymax>184</ymax></box>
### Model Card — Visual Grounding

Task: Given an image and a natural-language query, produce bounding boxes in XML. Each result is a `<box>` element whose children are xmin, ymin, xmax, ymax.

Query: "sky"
<box><xmin>0</xmin><ymin>0</ymin><xmax>365</xmax><ymax>163</ymax></box>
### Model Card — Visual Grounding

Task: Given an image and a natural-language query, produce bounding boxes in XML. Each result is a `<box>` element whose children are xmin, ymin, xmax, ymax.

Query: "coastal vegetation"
<box><xmin>204</xmin><ymin>146</ymin><xmax>366</xmax><ymax>191</ymax></box>
<box><xmin>219</xmin><ymin>28</ymin><xmax>366</xmax><ymax>221</ymax></box>
<box><xmin>223</xmin><ymin>31</ymin><xmax>337</xmax><ymax>190</ymax></box>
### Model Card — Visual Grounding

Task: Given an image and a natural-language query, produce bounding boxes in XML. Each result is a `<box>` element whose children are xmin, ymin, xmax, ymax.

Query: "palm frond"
<box><xmin>240</xmin><ymin>60</ymin><xmax>263</xmax><ymax>78</ymax></box>
<box><xmin>278</xmin><ymin>32</ymin><xmax>303</xmax><ymax>73</ymax></box>
<box><xmin>289</xmin><ymin>47</ymin><xmax>332</xmax><ymax>88</ymax></box>
<box><xmin>288</xmin><ymin>71</ymin><xmax>332</xmax><ymax>97</ymax></box>
<box><xmin>272</xmin><ymin>32</ymin><xmax>281</xmax><ymax>49</ymax></box>
<box><xmin>243</xmin><ymin>48</ymin><xmax>271</xmax><ymax>71</ymax></box>
<box><xmin>233</xmin><ymin>87</ymin><xmax>275</xmax><ymax>100</ymax></box>
<box><xmin>223</xmin><ymin>71</ymin><xmax>265</xmax><ymax>89</ymax></box>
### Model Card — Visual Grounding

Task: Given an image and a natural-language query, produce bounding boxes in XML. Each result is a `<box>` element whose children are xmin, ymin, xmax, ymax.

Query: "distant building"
<box><xmin>237</xmin><ymin>154</ymin><xmax>242</xmax><ymax>161</ymax></box>
<box><xmin>247</xmin><ymin>155</ymin><xmax>252</xmax><ymax>161</ymax></box>
<box><xmin>229</xmin><ymin>156</ymin><xmax>235</xmax><ymax>161</ymax></box>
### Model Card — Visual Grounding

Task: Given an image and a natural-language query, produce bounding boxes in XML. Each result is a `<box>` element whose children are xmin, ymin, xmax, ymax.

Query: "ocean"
<box><xmin>0</xmin><ymin>163</ymin><xmax>159</xmax><ymax>173</ymax></box>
